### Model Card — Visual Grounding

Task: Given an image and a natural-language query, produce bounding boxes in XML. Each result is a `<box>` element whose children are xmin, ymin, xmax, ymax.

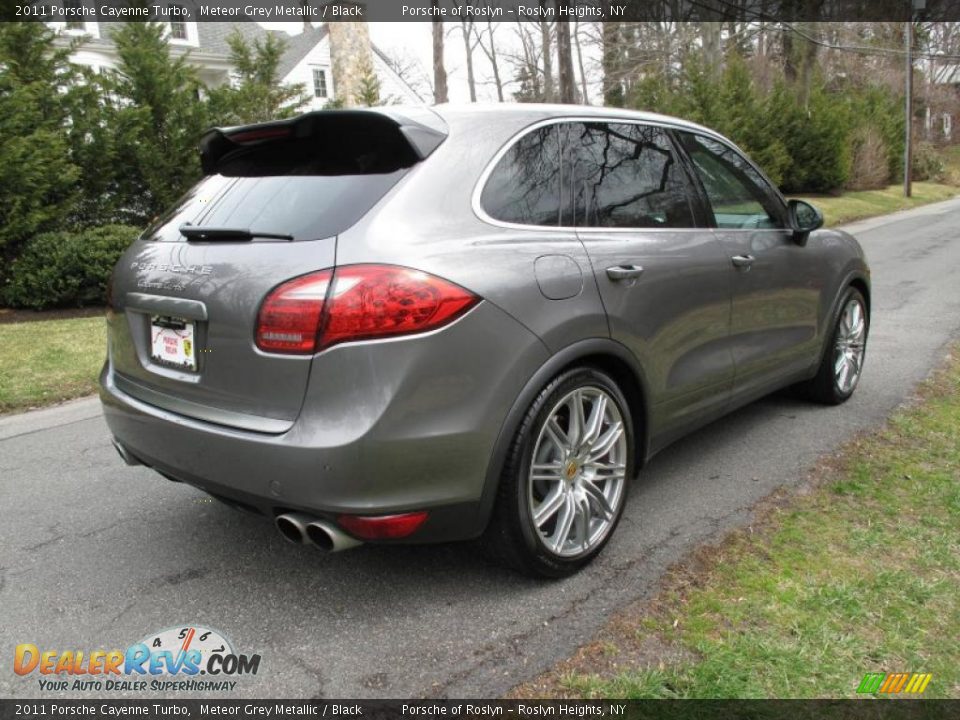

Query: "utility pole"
<box><xmin>905</xmin><ymin>0</ymin><xmax>925</xmax><ymax>197</ymax></box>
<box><xmin>904</xmin><ymin>18</ymin><xmax>913</xmax><ymax>197</ymax></box>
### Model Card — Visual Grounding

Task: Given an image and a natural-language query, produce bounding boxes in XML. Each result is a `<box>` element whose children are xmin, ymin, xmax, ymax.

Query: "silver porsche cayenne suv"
<box><xmin>101</xmin><ymin>104</ymin><xmax>870</xmax><ymax>577</ymax></box>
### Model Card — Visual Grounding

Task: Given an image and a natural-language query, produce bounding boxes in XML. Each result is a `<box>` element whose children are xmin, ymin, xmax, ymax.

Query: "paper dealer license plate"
<box><xmin>150</xmin><ymin>316</ymin><xmax>197</xmax><ymax>371</ymax></box>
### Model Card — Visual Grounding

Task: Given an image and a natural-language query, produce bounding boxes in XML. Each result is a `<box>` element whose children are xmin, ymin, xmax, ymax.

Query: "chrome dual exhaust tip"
<box><xmin>112</xmin><ymin>439</ymin><xmax>142</xmax><ymax>467</ymax></box>
<box><xmin>275</xmin><ymin>513</ymin><xmax>362</xmax><ymax>553</ymax></box>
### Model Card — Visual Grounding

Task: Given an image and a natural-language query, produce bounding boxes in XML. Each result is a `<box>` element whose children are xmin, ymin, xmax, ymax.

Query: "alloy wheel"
<box><xmin>527</xmin><ymin>386</ymin><xmax>628</xmax><ymax>558</ymax></box>
<box><xmin>834</xmin><ymin>297</ymin><xmax>867</xmax><ymax>394</ymax></box>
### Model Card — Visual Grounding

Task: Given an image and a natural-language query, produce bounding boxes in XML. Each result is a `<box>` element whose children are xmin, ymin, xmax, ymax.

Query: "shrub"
<box><xmin>847</xmin><ymin>126</ymin><xmax>891</xmax><ymax>190</ymax></box>
<box><xmin>779</xmin><ymin>84</ymin><xmax>851</xmax><ymax>194</ymax></box>
<box><xmin>3</xmin><ymin>224</ymin><xmax>140</xmax><ymax>310</ymax></box>
<box><xmin>912</xmin><ymin>141</ymin><xmax>945</xmax><ymax>182</ymax></box>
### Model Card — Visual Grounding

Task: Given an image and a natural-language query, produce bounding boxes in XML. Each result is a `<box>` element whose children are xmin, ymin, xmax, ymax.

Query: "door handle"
<box><xmin>606</xmin><ymin>265</ymin><xmax>644</xmax><ymax>281</ymax></box>
<box><xmin>731</xmin><ymin>254</ymin><xmax>755</xmax><ymax>270</ymax></box>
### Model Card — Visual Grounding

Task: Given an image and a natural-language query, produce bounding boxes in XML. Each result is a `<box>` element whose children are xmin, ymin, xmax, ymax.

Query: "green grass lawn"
<box><xmin>0</xmin><ymin>317</ymin><xmax>106</xmax><ymax>414</ymax></box>
<box><xmin>525</xmin><ymin>349</ymin><xmax>960</xmax><ymax>699</ymax></box>
<box><xmin>796</xmin><ymin>182</ymin><xmax>958</xmax><ymax>227</ymax></box>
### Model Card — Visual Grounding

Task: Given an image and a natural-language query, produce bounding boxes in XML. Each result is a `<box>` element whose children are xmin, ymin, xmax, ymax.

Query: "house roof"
<box><xmin>194</xmin><ymin>21</ymin><xmax>330</xmax><ymax>77</ymax></box>
<box><xmin>195</xmin><ymin>21</ymin><xmax>273</xmax><ymax>57</ymax></box>
<box><xmin>275</xmin><ymin>25</ymin><xmax>330</xmax><ymax>78</ymax></box>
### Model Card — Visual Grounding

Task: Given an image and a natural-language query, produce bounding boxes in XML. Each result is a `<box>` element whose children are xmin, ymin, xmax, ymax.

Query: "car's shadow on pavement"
<box><xmin>176</xmin><ymin>386</ymin><xmax>835</xmax><ymax>598</ymax></box>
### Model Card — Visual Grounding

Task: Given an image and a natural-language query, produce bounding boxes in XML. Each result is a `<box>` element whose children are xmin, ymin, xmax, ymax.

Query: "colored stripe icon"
<box><xmin>857</xmin><ymin>673</ymin><xmax>932</xmax><ymax>694</ymax></box>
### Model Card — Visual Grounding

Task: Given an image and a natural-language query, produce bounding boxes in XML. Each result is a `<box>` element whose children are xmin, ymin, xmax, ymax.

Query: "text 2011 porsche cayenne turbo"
<box><xmin>101</xmin><ymin>105</ymin><xmax>870</xmax><ymax>577</ymax></box>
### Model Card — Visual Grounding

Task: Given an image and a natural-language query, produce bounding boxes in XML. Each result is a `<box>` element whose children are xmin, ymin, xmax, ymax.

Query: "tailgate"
<box><xmin>107</xmin><ymin>109</ymin><xmax>447</xmax><ymax>431</ymax></box>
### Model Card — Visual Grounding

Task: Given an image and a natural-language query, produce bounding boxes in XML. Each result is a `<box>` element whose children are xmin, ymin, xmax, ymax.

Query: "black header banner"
<box><xmin>6</xmin><ymin>0</ymin><xmax>960</xmax><ymax>23</ymax></box>
<box><xmin>2</xmin><ymin>700</ymin><xmax>960</xmax><ymax>720</ymax></box>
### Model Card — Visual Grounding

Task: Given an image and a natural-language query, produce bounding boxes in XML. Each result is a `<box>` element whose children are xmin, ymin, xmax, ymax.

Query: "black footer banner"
<box><xmin>2</xmin><ymin>700</ymin><xmax>960</xmax><ymax>720</ymax></box>
<box><xmin>7</xmin><ymin>0</ymin><xmax>960</xmax><ymax>24</ymax></box>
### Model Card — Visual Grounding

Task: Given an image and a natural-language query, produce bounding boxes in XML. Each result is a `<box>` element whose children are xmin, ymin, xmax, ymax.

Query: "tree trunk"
<box><xmin>539</xmin><ymin>11</ymin><xmax>554</xmax><ymax>102</ymax></box>
<box><xmin>460</xmin><ymin>19</ymin><xmax>477</xmax><ymax>102</ymax></box>
<box><xmin>602</xmin><ymin>19</ymin><xmax>622</xmax><ymax>106</ymax></box>
<box><xmin>555</xmin><ymin>12</ymin><xmax>576</xmax><ymax>103</ymax></box>
<box><xmin>573</xmin><ymin>20</ymin><xmax>589</xmax><ymax>105</ymax></box>
<box><xmin>701</xmin><ymin>22</ymin><xmax>722</xmax><ymax>79</ymax></box>
<box><xmin>482</xmin><ymin>21</ymin><xmax>504</xmax><ymax>102</ymax></box>
<box><xmin>782</xmin><ymin>21</ymin><xmax>819</xmax><ymax>106</ymax></box>
<box><xmin>431</xmin><ymin>2</ymin><xmax>448</xmax><ymax>104</ymax></box>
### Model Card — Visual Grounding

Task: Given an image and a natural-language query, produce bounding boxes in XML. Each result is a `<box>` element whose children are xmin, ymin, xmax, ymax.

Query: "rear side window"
<box><xmin>678</xmin><ymin>132</ymin><xmax>784</xmax><ymax>230</ymax></box>
<box><xmin>480</xmin><ymin>124</ymin><xmax>564</xmax><ymax>227</ymax></box>
<box><xmin>144</xmin><ymin>120</ymin><xmax>419</xmax><ymax>242</ymax></box>
<box><xmin>568</xmin><ymin>122</ymin><xmax>696</xmax><ymax>229</ymax></box>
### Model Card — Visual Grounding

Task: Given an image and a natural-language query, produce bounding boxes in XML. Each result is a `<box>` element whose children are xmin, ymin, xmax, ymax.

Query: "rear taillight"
<box><xmin>255</xmin><ymin>265</ymin><xmax>479</xmax><ymax>355</ymax></box>
<box><xmin>256</xmin><ymin>271</ymin><xmax>333</xmax><ymax>353</ymax></box>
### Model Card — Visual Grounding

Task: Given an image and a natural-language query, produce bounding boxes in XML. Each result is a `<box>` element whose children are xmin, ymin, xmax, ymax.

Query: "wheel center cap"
<box><xmin>565</xmin><ymin>460</ymin><xmax>579</xmax><ymax>480</ymax></box>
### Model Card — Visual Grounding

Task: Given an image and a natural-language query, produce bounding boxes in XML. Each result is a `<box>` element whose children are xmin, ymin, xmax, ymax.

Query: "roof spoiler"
<box><xmin>199</xmin><ymin>108</ymin><xmax>448</xmax><ymax>175</ymax></box>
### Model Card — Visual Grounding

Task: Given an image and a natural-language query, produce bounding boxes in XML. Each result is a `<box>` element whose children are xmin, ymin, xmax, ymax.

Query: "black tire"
<box><xmin>800</xmin><ymin>286</ymin><xmax>869</xmax><ymax>405</ymax></box>
<box><xmin>483</xmin><ymin>367</ymin><xmax>635</xmax><ymax>578</ymax></box>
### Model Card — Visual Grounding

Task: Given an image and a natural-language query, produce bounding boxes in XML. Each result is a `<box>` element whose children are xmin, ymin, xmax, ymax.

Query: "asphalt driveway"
<box><xmin>2</xmin><ymin>198</ymin><xmax>960</xmax><ymax>699</ymax></box>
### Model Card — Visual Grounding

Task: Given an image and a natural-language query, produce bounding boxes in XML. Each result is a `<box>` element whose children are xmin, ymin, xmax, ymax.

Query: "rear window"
<box><xmin>144</xmin><ymin>124</ymin><xmax>418</xmax><ymax>242</ymax></box>
<box><xmin>480</xmin><ymin>124</ymin><xmax>565</xmax><ymax>227</ymax></box>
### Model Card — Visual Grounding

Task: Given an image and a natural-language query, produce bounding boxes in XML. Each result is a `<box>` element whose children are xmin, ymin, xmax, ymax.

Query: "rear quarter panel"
<box><xmin>335</xmin><ymin>111</ymin><xmax>610</xmax><ymax>354</ymax></box>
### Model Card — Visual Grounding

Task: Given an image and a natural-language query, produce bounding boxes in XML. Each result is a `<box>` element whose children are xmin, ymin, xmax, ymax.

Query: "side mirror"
<box><xmin>787</xmin><ymin>199</ymin><xmax>824</xmax><ymax>245</ymax></box>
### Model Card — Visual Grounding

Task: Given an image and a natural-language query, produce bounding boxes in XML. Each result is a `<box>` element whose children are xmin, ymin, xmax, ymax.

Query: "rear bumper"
<box><xmin>99</xmin><ymin>302</ymin><xmax>549</xmax><ymax>544</ymax></box>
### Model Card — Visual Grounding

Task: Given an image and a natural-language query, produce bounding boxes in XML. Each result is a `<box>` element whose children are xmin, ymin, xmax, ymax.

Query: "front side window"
<box><xmin>313</xmin><ymin>68</ymin><xmax>328</xmax><ymax>99</ymax></box>
<box><xmin>480</xmin><ymin>124</ymin><xmax>564</xmax><ymax>227</ymax></box>
<box><xmin>567</xmin><ymin>122</ymin><xmax>695</xmax><ymax>229</ymax></box>
<box><xmin>679</xmin><ymin>133</ymin><xmax>783</xmax><ymax>230</ymax></box>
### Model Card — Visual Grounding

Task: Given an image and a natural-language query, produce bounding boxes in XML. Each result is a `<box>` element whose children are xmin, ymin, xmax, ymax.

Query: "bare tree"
<box><xmin>507</xmin><ymin>22</ymin><xmax>544</xmax><ymax>101</ymax></box>
<box><xmin>431</xmin><ymin>0</ymin><xmax>448</xmax><ymax>104</ymax></box>
<box><xmin>459</xmin><ymin>17</ymin><xmax>478</xmax><ymax>102</ymax></box>
<box><xmin>475</xmin><ymin>21</ymin><xmax>505</xmax><ymax>102</ymax></box>
<box><xmin>380</xmin><ymin>46</ymin><xmax>433</xmax><ymax>102</ymax></box>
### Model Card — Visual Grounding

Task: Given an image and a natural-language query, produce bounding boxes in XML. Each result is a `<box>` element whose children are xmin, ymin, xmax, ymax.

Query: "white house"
<box><xmin>49</xmin><ymin>16</ymin><xmax>423</xmax><ymax>109</ymax></box>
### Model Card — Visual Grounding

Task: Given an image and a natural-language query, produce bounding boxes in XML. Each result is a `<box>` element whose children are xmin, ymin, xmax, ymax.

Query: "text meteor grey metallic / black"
<box><xmin>100</xmin><ymin>104</ymin><xmax>870</xmax><ymax>577</ymax></box>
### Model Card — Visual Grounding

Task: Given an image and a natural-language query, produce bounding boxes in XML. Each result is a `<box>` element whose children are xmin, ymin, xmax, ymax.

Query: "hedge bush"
<box><xmin>3</xmin><ymin>224</ymin><xmax>140</xmax><ymax>310</ymax></box>
<box><xmin>912</xmin><ymin>141</ymin><xmax>946</xmax><ymax>182</ymax></box>
<box><xmin>847</xmin><ymin>126</ymin><xmax>891</xmax><ymax>191</ymax></box>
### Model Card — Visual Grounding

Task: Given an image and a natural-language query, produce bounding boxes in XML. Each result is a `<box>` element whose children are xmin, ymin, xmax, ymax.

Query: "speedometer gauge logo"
<box><xmin>139</xmin><ymin>625</ymin><xmax>234</xmax><ymax>673</ymax></box>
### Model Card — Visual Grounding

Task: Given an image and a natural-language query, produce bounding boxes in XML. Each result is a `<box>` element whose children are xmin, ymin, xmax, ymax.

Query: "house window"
<box><xmin>63</xmin><ymin>0</ymin><xmax>85</xmax><ymax>30</ymax></box>
<box><xmin>169</xmin><ymin>6</ymin><xmax>188</xmax><ymax>41</ymax></box>
<box><xmin>312</xmin><ymin>68</ymin><xmax>328</xmax><ymax>99</ymax></box>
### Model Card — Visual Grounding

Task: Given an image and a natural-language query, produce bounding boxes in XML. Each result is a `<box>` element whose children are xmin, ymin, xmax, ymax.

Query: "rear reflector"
<box><xmin>336</xmin><ymin>512</ymin><xmax>429</xmax><ymax>540</ymax></box>
<box><xmin>256</xmin><ymin>265</ymin><xmax>479</xmax><ymax>355</ymax></box>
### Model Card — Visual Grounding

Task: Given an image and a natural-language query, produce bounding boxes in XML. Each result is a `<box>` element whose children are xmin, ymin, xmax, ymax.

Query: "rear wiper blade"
<box><xmin>179</xmin><ymin>224</ymin><xmax>293</xmax><ymax>241</ymax></box>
